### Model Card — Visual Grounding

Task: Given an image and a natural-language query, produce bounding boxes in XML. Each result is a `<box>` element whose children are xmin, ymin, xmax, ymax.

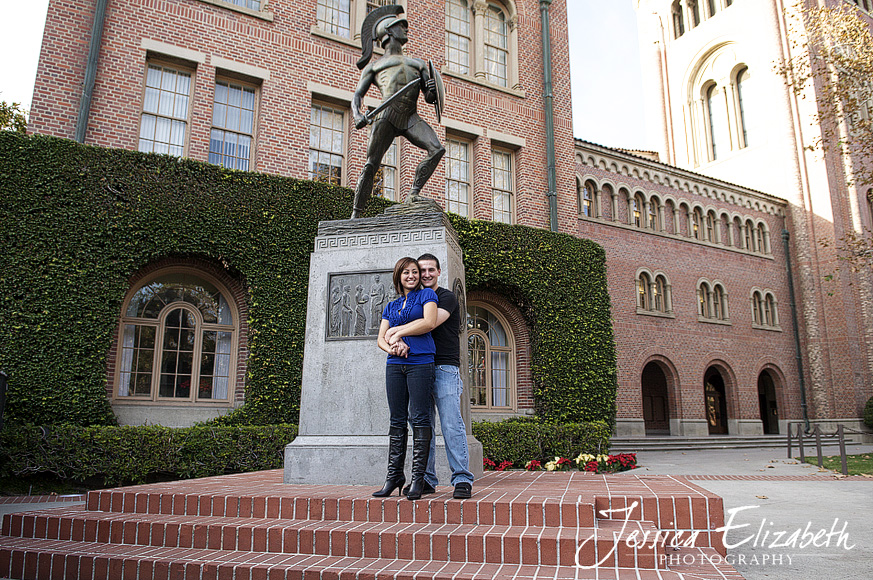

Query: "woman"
<box><xmin>373</xmin><ymin>257</ymin><xmax>438</xmax><ymax>500</ymax></box>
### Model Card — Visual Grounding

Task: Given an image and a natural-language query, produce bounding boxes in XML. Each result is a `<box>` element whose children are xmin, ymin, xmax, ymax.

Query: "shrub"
<box><xmin>0</xmin><ymin>424</ymin><xmax>297</xmax><ymax>486</ymax></box>
<box><xmin>472</xmin><ymin>419</ymin><xmax>610</xmax><ymax>468</ymax></box>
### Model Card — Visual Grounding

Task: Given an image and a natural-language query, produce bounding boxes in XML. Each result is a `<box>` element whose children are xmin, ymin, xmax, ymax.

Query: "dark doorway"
<box><xmin>758</xmin><ymin>371</ymin><xmax>779</xmax><ymax>434</ymax></box>
<box><xmin>704</xmin><ymin>368</ymin><xmax>728</xmax><ymax>434</ymax></box>
<box><xmin>641</xmin><ymin>362</ymin><xmax>670</xmax><ymax>434</ymax></box>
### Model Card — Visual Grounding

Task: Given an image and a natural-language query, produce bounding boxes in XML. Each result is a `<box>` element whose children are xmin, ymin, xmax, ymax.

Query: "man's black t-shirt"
<box><xmin>432</xmin><ymin>287</ymin><xmax>460</xmax><ymax>366</ymax></box>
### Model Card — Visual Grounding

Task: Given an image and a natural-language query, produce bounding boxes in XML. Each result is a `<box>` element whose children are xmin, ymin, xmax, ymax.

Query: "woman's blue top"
<box><xmin>382</xmin><ymin>287</ymin><xmax>437</xmax><ymax>365</ymax></box>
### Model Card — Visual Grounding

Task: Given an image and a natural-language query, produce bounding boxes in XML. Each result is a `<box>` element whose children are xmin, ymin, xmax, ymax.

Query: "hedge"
<box><xmin>0</xmin><ymin>132</ymin><xmax>616</xmax><ymax>427</ymax></box>
<box><xmin>865</xmin><ymin>396</ymin><xmax>873</xmax><ymax>429</ymax></box>
<box><xmin>0</xmin><ymin>424</ymin><xmax>297</xmax><ymax>486</ymax></box>
<box><xmin>472</xmin><ymin>419</ymin><xmax>611</xmax><ymax>467</ymax></box>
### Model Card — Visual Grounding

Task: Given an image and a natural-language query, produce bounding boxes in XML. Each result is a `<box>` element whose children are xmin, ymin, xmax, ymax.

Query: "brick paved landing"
<box><xmin>0</xmin><ymin>470</ymin><xmax>743</xmax><ymax>579</ymax></box>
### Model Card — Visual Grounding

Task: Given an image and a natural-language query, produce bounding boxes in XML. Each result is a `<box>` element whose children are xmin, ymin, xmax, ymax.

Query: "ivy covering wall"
<box><xmin>0</xmin><ymin>133</ymin><xmax>616</xmax><ymax>427</ymax></box>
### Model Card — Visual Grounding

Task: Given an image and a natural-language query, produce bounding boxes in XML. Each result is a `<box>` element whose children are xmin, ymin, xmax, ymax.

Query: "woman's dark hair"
<box><xmin>392</xmin><ymin>257</ymin><xmax>420</xmax><ymax>295</ymax></box>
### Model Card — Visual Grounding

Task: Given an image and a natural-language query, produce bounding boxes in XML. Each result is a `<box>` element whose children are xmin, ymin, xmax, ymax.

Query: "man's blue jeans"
<box><xmin>423</xmin><ymin>364</ymin><xmax>474</xmax><ymax>487</ymax></box>
<box><xmin>386</xmin><ymin>363</ymin><xmax>434</xmax><ymax>430</ymax></box>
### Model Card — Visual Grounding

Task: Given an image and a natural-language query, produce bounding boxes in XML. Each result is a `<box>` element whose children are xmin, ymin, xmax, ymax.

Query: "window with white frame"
<box><xmin>491</xmin><ymin>149</ymin><xmax>513</xmax><ymax>223</ymax></box>
<box><xmin>139</xmin><ymin>62</ymin><xmax>193</xmax><ymax>157</ymax></box>
<box><xmin>223</xmin><ymin>0</ymin><xmax>261</xmax><ymax>9</ymax></box>
<box><xmin>445</xmin><ymin>137</ymin><xmax>471</xmax><ymax>216</ymax></box>
<box><xmin>116</xmin><ymin>271</ymin><xmax>237</xmax><ymax>403</ymax></box>
<box><xmin>445</xmin><ymin>0</ymin><xmax>517</xmax><ymax>90</ymax></box>
<box><xmin>210</xmin><ymin>79</ymin><xmax>256</xmax><ymax>171</ymax></box>
<box><xmin>467</xmin><ymin>304</ymin><xmax>514</xmax><ymax>410</ymax></box>
<box><xmin>309</xmin><ymin>103</ymin><xmax>345</xmax><ymax>185</ymax></box>
<box><xmin>446</xmin><ymin>0</ymin><xmax>471</xmax><ymax>75</ymax></box>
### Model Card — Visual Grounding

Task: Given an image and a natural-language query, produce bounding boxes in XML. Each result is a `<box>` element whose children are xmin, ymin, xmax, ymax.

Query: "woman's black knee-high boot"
<box><xmin>406</xmin><ymin>426</ymin><xmax>432</xmax><ymax>501</ymax></box>
<box><xmin>373</xmin><ymin>426</ymin><xmax>407</xmax><ymax>497</ymax></box>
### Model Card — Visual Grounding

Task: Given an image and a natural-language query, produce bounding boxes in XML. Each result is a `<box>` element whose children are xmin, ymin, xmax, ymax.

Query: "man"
<box><xmin>349</xmin><ymin>5</ymin><xmax>444</xmax><ymax>219</ymax></box>
<box><xmin>385</xmin><ymin>254</ymin><xmax>473</xmax><ymax>499</ymax></box>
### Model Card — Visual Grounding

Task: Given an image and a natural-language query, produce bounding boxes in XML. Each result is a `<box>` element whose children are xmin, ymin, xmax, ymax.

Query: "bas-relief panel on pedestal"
<box><xmin>326</xmin><ymin>270</ymin><xmax>396</xmax><ymax>340</ymax></box>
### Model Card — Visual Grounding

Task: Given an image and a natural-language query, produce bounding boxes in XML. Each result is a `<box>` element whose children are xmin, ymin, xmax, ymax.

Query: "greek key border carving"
<box><xmin>316</xmin><ymin>228</ymin><xmax>446</xmax><ymax>250</ymax></box>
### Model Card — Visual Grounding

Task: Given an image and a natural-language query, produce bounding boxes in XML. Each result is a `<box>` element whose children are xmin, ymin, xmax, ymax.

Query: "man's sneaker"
<box><xmin>453</xmin><ymin>482</ymin><xmax>472</xmax><ymax>499</ymax></box>
<box><xmin>402</xmin><ymin>482</ymin><xmax>436</xmax><ymax>496</ymax></box>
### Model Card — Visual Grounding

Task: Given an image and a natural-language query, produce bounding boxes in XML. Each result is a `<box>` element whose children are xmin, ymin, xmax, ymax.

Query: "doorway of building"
<box><xmin>641</xmin><ymin>362</ymin><xmax>670</xmax><ymax>434</ymax></box>
<box><xmin>704</xmin><ymin>368</ymin><xmax>728</xmax><ymax>434</ymax></box>
<box><xmin>758</xmin><ymin>370</ymin><xmax>779</xmax><ymax>434</ymax></box>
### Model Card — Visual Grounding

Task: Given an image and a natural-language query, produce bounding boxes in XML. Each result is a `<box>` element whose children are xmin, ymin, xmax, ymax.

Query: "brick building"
<box><xmin>26</xmin><ymin>0</ymin><xmax>871</xmax><ymax>437</ymax></box>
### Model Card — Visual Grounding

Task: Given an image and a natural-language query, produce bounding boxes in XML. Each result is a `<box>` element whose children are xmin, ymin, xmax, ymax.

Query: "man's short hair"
<box><xmin>417</xmin><ymin>253</ymin><xmax>441</xmax><ymax>270</ymax></box>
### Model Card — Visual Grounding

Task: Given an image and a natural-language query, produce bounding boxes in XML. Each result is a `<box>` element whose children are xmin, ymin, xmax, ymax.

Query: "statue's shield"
<box><xmin>428</xmin><ymin>60</ymin><xmax>445</xmax><ymax>124</ymax></box>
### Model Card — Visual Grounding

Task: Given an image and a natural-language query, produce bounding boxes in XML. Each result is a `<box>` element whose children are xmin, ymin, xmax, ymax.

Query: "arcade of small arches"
<box><xmin>671</xmin><ymin>0</ymin><xmax>734</xmax><ymax>40</ymax></box>
<box><xmin>577</xmin><ymin>177</ymin><xmax>772</xmax><ymax>255</ymax></box>
<box><xmin>636</xmin><ymin>357</ymin><xmax>783</xmax><ymax>437</ymax></box>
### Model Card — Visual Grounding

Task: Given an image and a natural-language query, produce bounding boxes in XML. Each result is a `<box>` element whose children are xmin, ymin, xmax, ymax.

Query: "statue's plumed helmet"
<box><xmin>357</xmin><ymin>4</ymin><xmax>405</xmax><ymax>70</ymax></box>
<box><xmin>375</xmin><ymin>16</ymin><xmax>408</xmax><ymax>47</ymax></box>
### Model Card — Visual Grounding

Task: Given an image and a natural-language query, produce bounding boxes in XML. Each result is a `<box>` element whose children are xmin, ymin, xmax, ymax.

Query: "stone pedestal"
<box><xmin>284</xmin><ymin>209</ymin><xmax>483</xmax><ymax>486</ymax></box>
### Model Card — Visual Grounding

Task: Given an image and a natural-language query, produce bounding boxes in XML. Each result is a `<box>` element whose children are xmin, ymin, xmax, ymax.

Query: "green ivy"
<box><xmin>0</xmin><ymin>133</ymin><xmax>615</xmax><ymax>427</ymax></box>
<box><xmin>0</xmin><ymin>424</ymin><xmax>297</xmax><ymax>486</ymax></box>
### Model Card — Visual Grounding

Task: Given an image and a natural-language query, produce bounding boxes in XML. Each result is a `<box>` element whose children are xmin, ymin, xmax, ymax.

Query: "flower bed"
<box><xmin>484</xmin><ymin>452</ymin><xmax>638</xmax><ymax>474</ymax></box>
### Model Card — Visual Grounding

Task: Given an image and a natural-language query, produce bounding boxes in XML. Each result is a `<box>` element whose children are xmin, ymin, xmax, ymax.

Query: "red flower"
<box><xmin>483</xmin><ymin>457</ymin><xmax>497</xmax><ymax>470</ymax></box>
<box><xmin>497</xmin><ymin>460</ymin><xmax>513</xmax><ymax>471</ymax></box>
<box><xmin>584</xmin><ymin>460</ymin><xmax>599</xmax><ymax>472</ymax></box>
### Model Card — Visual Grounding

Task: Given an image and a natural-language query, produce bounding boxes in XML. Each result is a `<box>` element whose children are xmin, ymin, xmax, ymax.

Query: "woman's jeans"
<box><xmin>386</xmin><ymin>363</ymin><xmax>434</xmax><ymax>430</ymax></box>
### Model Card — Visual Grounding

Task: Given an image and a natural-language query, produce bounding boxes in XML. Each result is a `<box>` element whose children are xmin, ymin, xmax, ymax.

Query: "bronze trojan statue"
<box><xmin>350</xmin><ymin>5</ymin><xmax>445</xmax><ymax>219</ymax></box>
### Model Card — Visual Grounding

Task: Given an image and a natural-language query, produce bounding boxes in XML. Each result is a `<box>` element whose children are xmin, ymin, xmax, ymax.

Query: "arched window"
<box><xmin>751</xmin><ymin>291</ymin><xmax>764</xmax><ymax>325</ymax></box>
<box><xmin>692</xmin><ymin>207</ymin><xmax>703</xmax><ymax>239</ymax></box>
<box><xmin>712</xmin><ymin>284</ymin><xmax>727</xmax><ymax>320</ymax></box>
<box><xmin>672</xmin><ymin>1</ymin><xmax>685</xmax><ymax>38</ymax></box>
<box><xmin>707</xmin><ymin>0</ymin><xmax>717</xmax><ymax>17</ymax></box>
<box><xmin>745</xmin><ymin>219</ymin><xmax>756</xmax><ymax>251</ymax></box>
<box><xmin>706</xmin><ymin>211</ymin><xmax>716</xmax><ymax>242</ymax></box>
<box><xmin>649</xmin><ymin>197</ymin><xmax>660</xmax><ymax>230</ymax></box>
<box><xmin>638</xmin><ymin>272</ymin><xmax>653</xmax><ymax>310</ymax></box>
<box><xmin>706</xmin><ymin>84</ymin><xmax>722</xmax><ymax>161</ymax></box>
<box><xmin>736</xmin><ymin>67</ymin><xmax>750</xmax><ymax>147</ymax></box>
<box><xmin>578</xmin><ymin>180</ymin><xmax>594</xmax><ymax>217</ymax></box>
<box><xmin>116</xmin><ymin>270</ymin><xmax>238</xmax><ymax>403</ymax></box>
<box><xmin>688</xmin><ymin>0</ymin><xmax>701</xmax><ymax>27</ymax></box>
<box><xmin>654</xmin><ymin>275</ymin><xmax>671</xmax><ymax>313</ymax></box>
<box><xmin>602</xmin><ymin>184</ymin><xmax>615</xmax><ymax>221</ymax></box>
<box><xmin>445</xmin><ymin>1</ymin><xmax>518</xmax><ymax>90</ymax></box>
<box><xmin>634</xmin><ymin>194</ymin><xmax>644</xmax><ymax>227</ymax></box>
<box><xmin>468</xmin><ymin>304</ymin><xmax>514</xmax><ymax>410</ymax></box>
<box><xmin>698</xmin><ymin>282</ymin><xmax>711</xmax><ymax>318</ymax></box>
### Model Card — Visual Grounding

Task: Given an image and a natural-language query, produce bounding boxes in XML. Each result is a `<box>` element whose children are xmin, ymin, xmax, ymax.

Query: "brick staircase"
<box><xmin>0</xmin><ymin>470</ymin><xmax>743</xmax><ymax>579</ymax></box>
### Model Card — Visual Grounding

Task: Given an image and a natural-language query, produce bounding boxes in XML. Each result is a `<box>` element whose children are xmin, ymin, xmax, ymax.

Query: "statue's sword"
<box><xmin>355</xmin><ymin>78</ymin><xmax>420</xmax><ymax>129</ymax></box>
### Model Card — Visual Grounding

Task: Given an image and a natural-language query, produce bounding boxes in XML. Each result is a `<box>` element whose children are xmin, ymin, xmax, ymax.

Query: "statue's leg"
<box><xmin>352</xmin><ymin>121</ymin><xmax>395</xmax><ymax>218</ymax></box>
<box><xmin>404</xmin><ymin>120</ymin><xmax>445</xmax><ymax>202</ymax></box>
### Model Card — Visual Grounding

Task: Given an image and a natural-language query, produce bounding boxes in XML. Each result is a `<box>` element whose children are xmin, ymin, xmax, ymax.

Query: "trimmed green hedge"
<box><xmin>0</xmin><ymin>424</ymin><xmax>297</xmax><ymax>486</ymax></box>
<box><xmin>865</xmin><ymin>396</ymin><xmax>873</xmax><ymax>429</ymax></box>
<box><xmin>472</xmin><ymin>419</ymin><xmax>611</xmax><ymax>467</ymax></box>
<box><xmin>0</xmin><ymin>133</ymin><xmax>616</xmax><ymax>427</ymax></box>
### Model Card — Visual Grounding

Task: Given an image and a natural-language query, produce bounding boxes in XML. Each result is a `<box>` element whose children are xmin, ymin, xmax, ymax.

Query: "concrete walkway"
<box><xmin>634</xmin><ymin>445</ymin><xmax>873</xmax><ymax>580</ymax></box>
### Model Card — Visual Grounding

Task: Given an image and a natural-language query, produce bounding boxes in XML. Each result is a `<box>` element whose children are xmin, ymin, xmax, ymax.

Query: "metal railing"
<box><xmin>786</xmin><ymin>422</ymin><xmax>866</xmax><ymax>476</ymax></box>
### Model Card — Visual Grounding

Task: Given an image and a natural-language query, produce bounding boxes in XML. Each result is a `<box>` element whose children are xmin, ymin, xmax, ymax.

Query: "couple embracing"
<box><xmin>373</xmin><ymin>254</ymin><xmax>474</xmax><ymax>501</ymax></box>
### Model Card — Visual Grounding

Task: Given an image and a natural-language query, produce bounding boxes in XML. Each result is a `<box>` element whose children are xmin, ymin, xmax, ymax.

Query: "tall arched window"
<box><xmin>706</xmin><ymin>84</ymin><xmax>722</xmax><ymax>161</ymax></box>
<box><xmin>654</xmin><ymin>275</ymin><xmax>671</xmax><ymax>313</ymax></box>
<box><xmin>638</xmin><ymin>272</ymin><xmax>653</xmax><ymax>310</ymax></box>
<box><xmin>468</xmin><ymin>305</ymin><xmax>514</xmax><ymax>410</ymax></box>
<box><xmin>692</xmin><ymin>208</ymin><xmax>703</xmax><ymax>239</ymax></box>
<box><xmin>712</xmin><ymin>284</ymin><xmax>725</xmax><ymax>319</ymax></box>
<box><xmin>578</xmin><ymin>180</ymin><xmax>594</xmax><ymax>217</ymax></box>
<box><xmin>707</xmin><ymin>0</ymin><xmax>717</xmax><ymax>17</ymax></box>
<box><xmin>634</xmin><ymin>194</ymin><xmax>644</xmax><ymax>227</ymax></box>
<box><xmin>751</xmin><ymin>291</ymin><xmax>764</xmax><ymax>325</ymax></box>
<box><xmin>688</xmin><ymin>0</ymin><xmax>700</xmax><ymax>27</ymax></box>
<box><xmin>649</xmin><ymin>197</ymin><xmax>660</xmax><ymax>230</ymax></box>
<box><xmin>116</xmin><ymin>271</ymin><xmax>237</xmax><ymax>403</ymax></box>
<box><xmin>698</xmin><ymin>282</ymin><xmax>712</xmax><ymax>318</ymax></box>
<box><xmin>736</xmin><ymin>67</ymin><xmax>750</xmax><ymax>147</ymax></box>
<box><xmin>672</xmin><ymin>1</ymin><xmax>685</xmax><ymax>38</ymax></box>
<box><xmin>484</xmin><ymin>4</ymin><xmax>509</xmax><ymax>87</ymax></box>
<box><xmin>706</xmin><ymin>211</ymin><xmax>715</xmax><ymax>242</ymax></box>
<box><xmin>745</xmin><ymin>219</ymin><xmax>756</xmax><ymax>251</ymax></box>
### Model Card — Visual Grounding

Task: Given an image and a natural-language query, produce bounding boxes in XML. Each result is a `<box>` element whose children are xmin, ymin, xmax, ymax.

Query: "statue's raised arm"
<box><xmin>349</xmin><ymin>5</ymin><xmax>445</xmax><ymax>219</ymax></box>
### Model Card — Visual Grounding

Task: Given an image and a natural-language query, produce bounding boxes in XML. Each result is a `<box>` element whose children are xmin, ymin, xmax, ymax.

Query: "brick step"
<box><xmin>1</xmin><ymin>506</ymin><xmax>678</xmax><ymax>568</ymax></box>
<box><xmin>85</xmin><ymin>486</ymin><xmax>600</xmax><ymax>528</ymax></box>
<box><xmin>0</xmin><ymin>535</ymin><xmax>728</xmax><ymax>580</ymax></box>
